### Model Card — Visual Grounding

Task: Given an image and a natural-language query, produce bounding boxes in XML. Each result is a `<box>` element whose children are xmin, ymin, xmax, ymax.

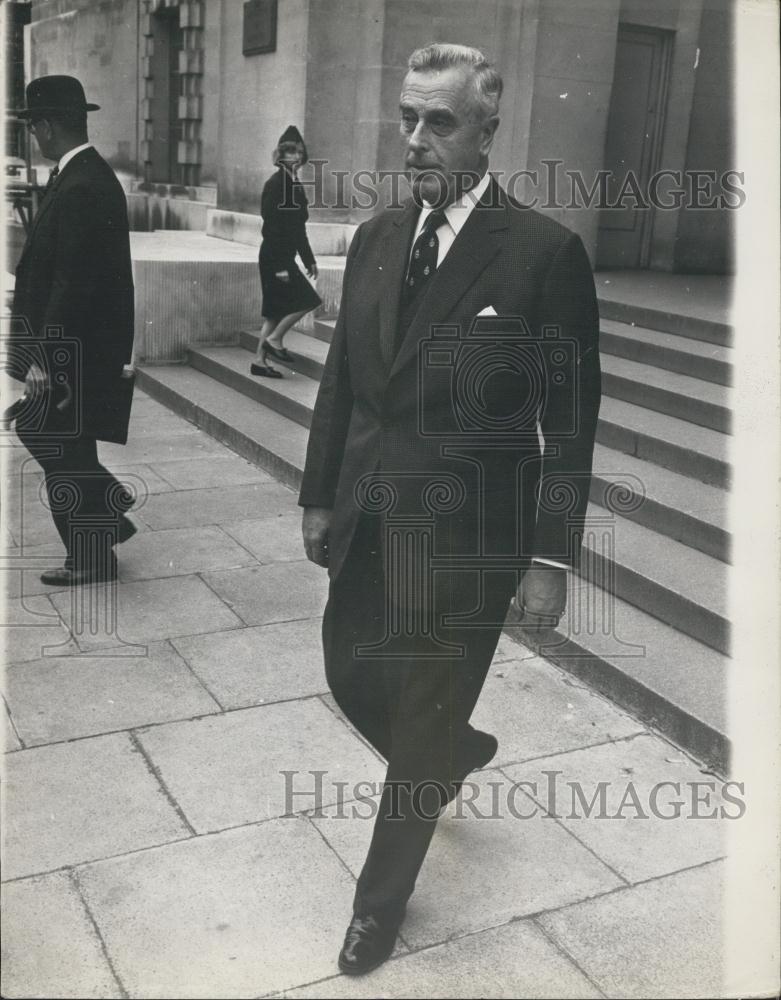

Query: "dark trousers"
<box><xmin>16</xmin><ymin>423</ymin><xmax>124</xmax><ymax>571</ymax></box>
<box><xmin>323</xmin><ymin>514</ymin><xmax>518</xmax><ymax>917</ymax></box>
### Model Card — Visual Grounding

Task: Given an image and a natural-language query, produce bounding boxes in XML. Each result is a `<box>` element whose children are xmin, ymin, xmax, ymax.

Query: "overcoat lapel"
<box><xmin>389</xmin><ymin>185</ymin><xmax>509</xmax><ymax>379</ymax></box>
<box><xmin>18</xmin><ymin>178</ymin><xmax>62</xmax><ymax>263</ymax></box>
<box><xmin>377</xmin><ymin>199</ymin><xmax>420</xmax><ymax>369</ymax></box>
<box><xmin>18</xmin><ymin>149</ymin><xmax>94</xmax><ymax>264</ymax></box>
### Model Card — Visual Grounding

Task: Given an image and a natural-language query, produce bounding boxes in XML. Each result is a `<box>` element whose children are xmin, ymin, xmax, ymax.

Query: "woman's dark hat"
<box><xmin>275</xmin><ymin>124</ymin><xmax>308</xmax><ymax>164</ymax></box>
<box><xmin>15</xmin><ymin>75</ymin><xmax>100</xmax><ymax>118</ymax></box>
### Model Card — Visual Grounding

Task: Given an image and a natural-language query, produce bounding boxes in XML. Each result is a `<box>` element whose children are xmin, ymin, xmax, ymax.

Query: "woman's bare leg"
<box><xmin>265</xmin><ymin>309</ymin><xmax>309</xmax><ymax>349</ymax></box>
<box><xmin>254</xmin><ymin>318</ymin><xmax>278</xmax><ymax>361</ymax></box>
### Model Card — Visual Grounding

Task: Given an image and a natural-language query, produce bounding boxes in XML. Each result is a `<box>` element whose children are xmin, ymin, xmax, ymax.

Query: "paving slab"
<box><xmin>14</xmin><ymin>462</ymin><xmax>177</xmax><ymax>498</ymax></box>
<box><xmin>472</xmin><ymin>655</ymin><xmax>644</xmax><ymax>767</ymax></box>
<box><xmin>504</xmin><ymin>733</ymin><xmax>728</xmax><ymax>883</ymax></box>
<box><xmin>3</xmin><ymin>641</ymin><xmax>220</xmax><ymax>746</ymax></box>
<box><xmin>172</xmin><ymin>617</ymin><xmax>327</xmax><ymax>709</ymax></box>
<box><xmin>2</xmin><ymin>697</ymin><xmax>21</xmax><ymax>751</ymax></box>
<box><xmin>135</xmin><ymin>698</ymin><xmax>384</xmax><ymax>833</ymax></box>
<box><xmin>4</xmin><ymin>496</ymin><xmax>62</xmax><ymax>548</ymax></box>
<box><xmin>282</xmin><ymin>917</ymin><xmax>601</xmax><ymax>999</ymax></box>
<box><xmin>148</xmin><ymin>454</ymin><xmax>273</xmax><ymax>490</ymax></box>
<box><xmin>77</xmin><ymin>818</ymin><xmax>364</xmax><ymax>999</ymax></box>
<box><xmin>49</xmin><ymin>574</ymin><xmax>242</xmax><ymax>650</ymax></box>
<box><xmin>313</xmin><ymin>769</ymin><xmax>623</xmax><ymax>949</ymax></box>
<box><xmin>222</xmin><ymin>513</ymin><xmax>307</xmax><ymax>564</ymax></box>
<box><xmin>0</xmin><ymin>872</ymin><xmax>122</xmax><ymax>999</ymax></box>
<box><xmin>117</xmin><ymin>525</ymin><xmax>258</xmax><ymax>582</ymax></box>
<box><xmin>136</xmin><ymin>481</ymin><xmax>299</xmax><ymax>530</ymax></box>
<box><xmin>100</xmin><ymin>429</ymin><xmax>227</xmax><ymax>467</ymax></box>
<box><xmin>2</xmin><ymin>594</ymin><xmax>78</xmax><ymax>663</ymax></box>
<box><xmin>2</xmin><ymin>732</ymin><xmax>189</xmax><ymax>880</ymax></box>
<box><xmin>202</xmin><ymin>561</ymin><xmax>329</xmax><ymax>627</ymax></box>
<box><xmin>538</xmin><ymin>860</ymin><xmax>725</xmax><ymax>999</ymax></box>
<box><xmin>492</xmin><ymin>632</ymin><xmax>536</xmax><ymax>663</ymax></box>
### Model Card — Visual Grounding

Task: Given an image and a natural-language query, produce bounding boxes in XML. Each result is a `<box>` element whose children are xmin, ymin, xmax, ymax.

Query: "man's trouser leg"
<box><xmin>351</xmin><ymin>568</ymin><xmax>515</xmax><ymax>917</ymax></box>
<box><xmin>16</xmin><ymin>428</ymin><xmax>119</xmax><ymax>571</ymax></box>
<box><xmin>323</xmin><ymin>513</ymin><xmax>517</xmax><ymax>917</ymax></box>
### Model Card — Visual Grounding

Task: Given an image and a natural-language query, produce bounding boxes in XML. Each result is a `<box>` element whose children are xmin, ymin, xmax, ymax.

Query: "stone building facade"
<box><xmin>19</xmin><ymin>0</ymin><xmax>735</xmax><ymax>272</ymax></box>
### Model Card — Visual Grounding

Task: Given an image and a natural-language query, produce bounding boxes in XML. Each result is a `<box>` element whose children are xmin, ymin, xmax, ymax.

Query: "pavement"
<box><xmin>1</xmin><ymin>390</ymin><xmax>731</xmax><ymax>999</ymax></box>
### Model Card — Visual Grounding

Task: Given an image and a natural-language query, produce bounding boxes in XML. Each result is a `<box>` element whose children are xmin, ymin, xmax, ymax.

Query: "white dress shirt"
<box><xmin>410</xmin><ymin>170</ymin><xmax>492</xmax><ymax>267</ymax></box>
<box><xmin>410</xmin><ymin>172</ymin><xmax>567</xmax><ymax>573</ymax></box>
<box><xmin>57</xmin><ymin>142</ymin><xmax>93</xmax><ymax>175</ymax></box>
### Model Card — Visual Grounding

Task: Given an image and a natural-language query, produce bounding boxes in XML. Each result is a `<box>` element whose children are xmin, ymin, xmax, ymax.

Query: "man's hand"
<box><xmin>302</xmin><ymin>506</ymin><xmax>332</xmax><ymax>567</ymax></box>
<box><xmin>275</xmin><ymin>270</ymin><xmax>292</xmax><ymax>284</ymax></box>
<box><xmin>25</xmin><ymin>363</ymin><xmax>49</xmax><ymax>398</ymax></box>
<box><xmin>517</xmin><ymin>564</ymin><xmax>567</xmax><ymax>630</ymax></box>
<box><xmin>306</xmin><ymin>263</ymin><xmax>319</xmax><ymax>280</ymax></box>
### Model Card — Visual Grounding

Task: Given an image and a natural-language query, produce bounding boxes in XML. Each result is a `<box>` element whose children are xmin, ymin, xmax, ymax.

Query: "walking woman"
<box><xmin>252</xmin><ymin>125</ymin><xmax>321</xmax><ymax>378</ymax></box>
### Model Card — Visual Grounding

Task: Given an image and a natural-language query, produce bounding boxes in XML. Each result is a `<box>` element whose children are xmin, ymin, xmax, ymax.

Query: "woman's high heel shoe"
<box><xmin>263</xmin><ymin>341</ymin><xmax>295</xmax><ymax>364</ymax></box>
<box><xmin>250</xmin><ymin>347</ymin><xmax>283</xmax><ymax>379</ymax></box>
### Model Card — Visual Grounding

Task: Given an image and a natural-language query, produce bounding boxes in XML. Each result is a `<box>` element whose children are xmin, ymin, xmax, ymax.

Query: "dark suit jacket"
<box><xmin>299</xmin><ymin>178</ymin><xmax>601</xmax><ymax>580</ymax></box>
<box><xmin>259</xmin><ymin>166</ymin><xmax>316</xmax><ymax>271</ymax></box>
<box><xmin>11</xmin><ymin>146</ymin><xmax>135</xmax><ymax>443</ymax></box>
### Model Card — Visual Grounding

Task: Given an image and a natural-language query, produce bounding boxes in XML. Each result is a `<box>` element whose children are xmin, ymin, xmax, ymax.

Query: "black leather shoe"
<box><xmin>250</xmin><ymin>361</ymin><xmax>283</xmax><ymax>379</ymax></box>
<box><xmin>40</xmin><ymin>561</ymin><xmax>118</xmax><ymax>587</ymax></box>
<box><xmin>263</xmin><ymin>342</ymin><xmax>296</xmax><ymax>364</ymax></box>
<box><xmin>116</xmin><ymin>514</ymin><xmax>137</xmax><ymax>545</ymax></box>
<box><xmin>450</xmin><ymin>731</ymin><xmax>498</xmax><ymax>800</ymax></box>
<box><xmin>337</xmin><ymin>910</ymin><xmax>404</xmax><ymax>976</ymax></box>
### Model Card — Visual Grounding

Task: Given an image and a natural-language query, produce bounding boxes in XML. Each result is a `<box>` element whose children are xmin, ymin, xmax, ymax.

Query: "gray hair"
<box><xmin>407</xmin><ymin>43</ymin><xmax>503</xmax><ymax>118</ymax></box>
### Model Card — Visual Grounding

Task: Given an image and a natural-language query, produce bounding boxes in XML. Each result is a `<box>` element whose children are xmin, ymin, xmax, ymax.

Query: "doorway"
<box><xmin>148</xmin><ymin>7</ymin><xmax>184</xmax><ymax>184</ymax></box>
<box><xmin>596</xmin><ymin>25</ymin><xmax>672</xmax><ymax>269</ymax></box>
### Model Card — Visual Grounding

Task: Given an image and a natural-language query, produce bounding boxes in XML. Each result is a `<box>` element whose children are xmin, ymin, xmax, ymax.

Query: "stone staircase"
<box><xmin>137</xmin><ymin>273</ymin><xmax>733</xmax><ymax>772</ymax></box>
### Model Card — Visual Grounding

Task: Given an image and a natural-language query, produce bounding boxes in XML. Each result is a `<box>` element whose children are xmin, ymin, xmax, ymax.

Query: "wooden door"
<box><xmin>597</xmin><ymin>25</ymin><xmax>671</xmax><ymax>269</ymax></box>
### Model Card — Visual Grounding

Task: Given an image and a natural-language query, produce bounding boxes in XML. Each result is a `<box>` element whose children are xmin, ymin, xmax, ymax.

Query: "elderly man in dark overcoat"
<box><xmin>300</xmin><ymin>43</ymin><xmax>601</xmax><ymax>974</ymax></box>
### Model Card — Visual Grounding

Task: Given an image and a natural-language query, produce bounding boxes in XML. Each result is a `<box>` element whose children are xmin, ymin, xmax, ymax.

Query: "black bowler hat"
<box><xmin>15</xmin><ymin>75</ymin><xmax>100</xmax><ymax>118</ymax></box>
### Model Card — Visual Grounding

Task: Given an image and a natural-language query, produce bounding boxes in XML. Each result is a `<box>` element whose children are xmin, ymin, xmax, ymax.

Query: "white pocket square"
<box><xmin>477</xmin><ymin>305</ymin><xmax>498</xmax><ymax>316</ymax></box>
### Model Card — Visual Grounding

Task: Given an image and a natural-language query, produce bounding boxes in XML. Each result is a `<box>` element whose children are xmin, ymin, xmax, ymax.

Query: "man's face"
<box><xmin>400</xmin><ymin>66</ymin><xmax>497</xmax><ymax>207</ymax></box>
<box><xmin>28</xmin><ymin>118</ymin><xmax>56</xmax><ymax>161</ymax></box>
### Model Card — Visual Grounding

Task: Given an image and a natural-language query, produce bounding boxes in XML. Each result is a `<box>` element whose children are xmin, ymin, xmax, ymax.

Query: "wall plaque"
<box><xmin>243</xmin><ymin>0</ymin><xmax>277</xmax><ymax>56</ymax></box>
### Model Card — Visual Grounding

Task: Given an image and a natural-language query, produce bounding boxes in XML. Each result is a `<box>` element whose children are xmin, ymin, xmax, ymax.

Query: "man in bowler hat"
<box><xmin>8</xmin><ymin>75</ymin><xmax>136</xmax><ymax>585</ymax></box>
<box><xmin>300</xmin><ymin>44</ymin><xmax>601</xmax><ymax>974</ymax></box>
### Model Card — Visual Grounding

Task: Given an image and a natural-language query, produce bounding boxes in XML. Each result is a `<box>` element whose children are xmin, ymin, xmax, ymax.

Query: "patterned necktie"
<box><xmin>402</xmin><ymin>209</ymin><xmax>447</xmax><ymax>311</ymax></box>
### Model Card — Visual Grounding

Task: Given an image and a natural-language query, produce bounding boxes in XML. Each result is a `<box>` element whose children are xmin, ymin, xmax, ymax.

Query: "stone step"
<box><xmin>240</xmin><ymin>332</ymin><xmax>733</xmax><ymax>490</ymax></box>
<box><xmin>228</xmin><ymin>336</ymin><xmax>732</xmax><ymax>562</ymax></box>
<box><xmin>144</xmin><ymin>348</ymin><xmax>730</xmax><ymax>653</ymax></box>
<box><xmin>601</xmin><ymin>355</ymin><xmax>731</xmax><ymax>433</ymax></box>
<box><xmin>595</xmin><ymin>291</ymin><xmax>732</xmax><ymax>348</ymax></box>
<box><xmin>597</xmin><ymin>397</ymin><xmax>730</xmax><ymax>489</ymax></box>
<box><xmin>310</xmin><ymin>317</ymin><xmax>731</xmax><ymax>434</ymax></box>
<box><xmin>278</xmin><ymin>257</ymin><xmax>733</xmax><ymax>348</ymax></box>
<box><xmin>590</xmin><ymin>443</ymin><xmax>729</xmax><ymax>563</ymax></box>
<box><xmin>135</xmin><ymin>363</ymin><xmax>308</xmax><ymax>491</ymax></box>
<box><xmin>311</xmin><ymin>317</ymin><xmax>338</xmax><ymax>344</ymax></box>
<box><xmin>578</xmin><ymin>508</ymin><xmax>728</xmax><ymax>655</ymax></box>
<box><xmin>135</xmin><ymin>363</ymin><xmax>730</xmax><ymax>770</ymax></box>
<box><xmin>309</xmin><ymin>322</ymin><xmax>732</xmax><ymax>433</ymax></box>
<box><xmin>188</xmin><ymin>346</ymin><xmax>318</xmax><ymax>428</ymax></box>
<box><xmin>191</xmin><ymin>342</ymin><xmax>732</xmax><ymax>559</ymax></box>
<box><xmin>239</xmin><ymin>329</ymin><xmax>328</xmax><ymax>382</ymax></box>
<box><xmin>599</xmin><ymin>318</ymin><xmax>733</xmax><ymax>386</ymax></box>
